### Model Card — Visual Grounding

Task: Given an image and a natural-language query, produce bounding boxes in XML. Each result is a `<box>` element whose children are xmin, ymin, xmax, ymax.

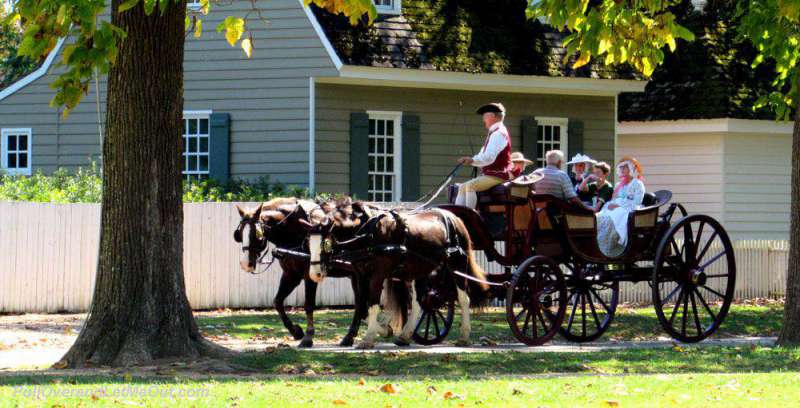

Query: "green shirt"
<box><xmin>587</xmin><ymin>180</ymin><xmax>613</xmax><ymax>205</ymax></box>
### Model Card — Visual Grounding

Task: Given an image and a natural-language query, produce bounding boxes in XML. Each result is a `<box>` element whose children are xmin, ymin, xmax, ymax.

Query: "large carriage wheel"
<box><xmin>412</xmin><ymin>285</ymin><xmax>456</xmax><ymax>345</ymax></box>
<box><xmin>559</xmin><ymin>267</ymin><xmax>619</xmax><ymax>342</ymax></box>
<box><xmin>506</xmin><ymin>255</ymin><xmax>567</xmax><ymax>346</ymax></box>
<box><xmin>652</xmin><ymin>214</ymin><xmax>736</xmax><ymax>343</ymax></box>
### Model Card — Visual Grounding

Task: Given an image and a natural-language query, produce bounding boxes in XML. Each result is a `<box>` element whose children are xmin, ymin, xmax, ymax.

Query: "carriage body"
<box><xmin>442</xmin><ymin>180</ymin><xmax>736</xmax><ymax>345</ymax></box>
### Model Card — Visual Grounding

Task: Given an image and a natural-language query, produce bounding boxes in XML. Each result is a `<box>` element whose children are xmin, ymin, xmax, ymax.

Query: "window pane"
<box><xmin>386</xmin><ymin>157</ymin><xmax>393</xmax><ymax>172</ymax></box>
<box><xmin>386</xmin><ymin>120</ymin><xmax>394</xmax><ymax>136</ymax></box>
<box><xmin>8</xmin><ymin>135</ymin><xmax>16</xmax><ymax>151</ymax></box>
<box><xmin>18</xmin><ymin>135</ymin><xmax>27</xmax><ymax>151</ymax></box>
<box><xmin>545</xmin><ymin>126</ymin><xmax>551</xmax><ymax>141</ymax></box>
<box><xmin>553</xmin><ymin>126</ymin><xmax>560</xmax><ymax>142</ymax></box>
<box><xmin>368</xmin><ymin>156</ymin><xmax>375</xmax><ymax>172</ymax></box>
<box><xmin>369</xmin><ymin>137</ymin><xmax>375</xmax><ymax>153</ymax></box>
<box><xmin>18</xmin><ymin>153</ymin><xmax>27</xmax><ymax>168</ymax></box>
<box><xmin>376</xmin><ymin>175</ymin><xmax>383</xmax><ymax>190</ymax></box>
<box><xmin>386</xmin><ymin>139</ymin><xmax>394</xmax><ymax>154</ymax></box>
<box><xmin>199</xmin><ymin>118</ymin><xmax>209</xmax><ymax>134</ymax></box>
<box><xmin>377</xmin><ymin>156</ymin><xmax>384</xmax><ymax>172</ymax></box>
<box><xmin>377</xmin><ymin>120</ymin><xmax>384</xmax><ymax>135</ymax></box>
<box><xmin>188</xmin><ymin>118</ymin><xmax>198</xmax><ymax>134</ymax></box>
<box><xmin>191</xmin><ymin>156</ymin><xmax>199</xmax><ymax>171</ymax></box>
<box><xmin>369</xmin><ymin>119</ymin><xmax>376</xmax><ymax>135</ymax></box>
<box><xmin>199</xmin><ymin>137</ymin><xmax>208</xmax><ymax>153</ymax></box>
<box><xmin>199</xmin><ymin>155</ymin><xmax>208</xmax><ymax>172</ymax></box>
<box><xmin>188</xmin><ymin>137</ymin><xmax>197</xmax><ymax>153</ymax></box>
<box><xmin>538</xmin><ymin>126</ymin><xmax>543</xmax><ymax>139</ymax></box>
<box><xmin>8</xmin><ymin>153</ymin><xmax>16</xmax><ymax>168</ymax></box>
<box><xmin>377</xmin><ymin>138</ymin><xmax>384</xmax><ymax>153</ymax></box>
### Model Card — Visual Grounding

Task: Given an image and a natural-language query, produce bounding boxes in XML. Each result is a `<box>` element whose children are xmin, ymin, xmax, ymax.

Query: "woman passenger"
<box><xmin>596</xmin><ymin>157</ymin><xmax>645</xmax><ymax>257</ymax></box>
<box><xmin>579</xmin><ymin>162</ymin><xmax>613</xmax><ymax>211</ymax></box>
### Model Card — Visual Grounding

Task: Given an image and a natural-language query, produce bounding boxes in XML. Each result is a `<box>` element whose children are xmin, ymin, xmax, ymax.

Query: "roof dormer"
<box><xmin>374</xmin><ymin>0</ymin><xmax>401</xmax><ymax>16</ymax></box>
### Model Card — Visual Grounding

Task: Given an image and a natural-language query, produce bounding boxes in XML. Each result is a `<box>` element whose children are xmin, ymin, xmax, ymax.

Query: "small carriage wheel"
<box><xmin>559</xmin><ymin>268</ymin><xmax>619</xmax><ymax>343</ymax></box>
<box><xmin>652</xmin><ymin>214</ymin><xmax>736</xmax><ymax>343</ymax></box>
<box><xmin>506</xmin><ymin>255</ymin><xmax>567</xmax><ymax>346</ymax></box>
<box><xmin>412</xmin><ymin>300</ymin><xmax>456</xmax><ymax>345</ymax></box>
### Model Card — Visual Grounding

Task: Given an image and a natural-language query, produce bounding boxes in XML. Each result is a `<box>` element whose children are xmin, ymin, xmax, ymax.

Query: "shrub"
<box><xmin>0</xmin><ymin>164</ymin><xmax>311</xmax><ymax>203</ymax></box>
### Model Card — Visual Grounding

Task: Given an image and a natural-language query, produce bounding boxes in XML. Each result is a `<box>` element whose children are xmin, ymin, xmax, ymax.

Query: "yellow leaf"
<box><xmin>572</xmin><ymin>53</ymin><xmax>591</xmax><ymax>69</ymax></box>
<box><xmin>241</xmin><ymin>38</ymin><xmax>253</xmax><ymax>58</ymax></box>
<box><xmin>603</xmin><ymin>401</ymin><xmax>620</xmax><ymax>407</ymax></box>
<box><xmin>598</xmin><ymin>39</ymin><xmax>611</xmax><ymax>55</ymax></box>
<box><xmin>666</xmin><ymin>34</ymin><xmax>676</xmax><ymax>52</ymax></box>
<box><xmin>380</xmin><ymin>383</ymin><xmax>397</xmax><ymax>394</ymax></box>
<box><xmin>194</xmin><ymin>19</ymin><xmax>203</xmax><ymax>39</ymax></box>
<box><xmin>357</xmin><ymin>378</ymin><xmax>366</xmax><ymax>386</ymax></box>
<box><xmin>333</xmin><ymin>399</ymin><xmax>347</xmax><ymax>405</ymax></box>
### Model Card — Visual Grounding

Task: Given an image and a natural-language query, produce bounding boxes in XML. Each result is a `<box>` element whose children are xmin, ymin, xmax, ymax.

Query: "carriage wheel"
<box><xmin>412</xmin><ymin>300</ymin><xmax>455</xmax><ymax>345</ymax></box>
<box><xmin>652</xmin><ymin>214</ymin><xmax>736</xmax><ymax>343</ymax></box>
<box><xmin>506</xmin><ymin>255</ymin><xmax>567</xmax><ymax>346</ymax></box>
<box><xmin>559</xmin><ymin>268</ymin><xmax>619</xmax><ymax>342</ymax></box>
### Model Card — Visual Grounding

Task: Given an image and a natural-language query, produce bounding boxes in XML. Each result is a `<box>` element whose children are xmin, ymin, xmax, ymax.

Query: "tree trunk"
<box><xmin>58</xmin><ymin>0</ymin><xmax>223</xmax><ymax>367</ymax></box>
<box><xmin>778</xmin><ymin>73</ymin><xmax>800</xmax><ymax>346</ymax></box>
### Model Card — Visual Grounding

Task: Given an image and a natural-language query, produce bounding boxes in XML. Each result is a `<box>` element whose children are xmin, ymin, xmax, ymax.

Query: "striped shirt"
<box><xmin>532</xmin><ymin>165</ymin><xmax>577</xmax><ymax>200</ymax></box>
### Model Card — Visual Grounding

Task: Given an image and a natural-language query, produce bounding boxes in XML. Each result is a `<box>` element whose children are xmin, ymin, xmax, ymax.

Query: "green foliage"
<box><xmin>0</xmin><ymin>165</ymin><xmax>310</xmax><ymax>203</ymax></box>
<box><xmin>4</xmin><ymin>0</ymin><xmax>375</xmax><ymax>115</ymax></box>
<box><xmin>738</xmin><ymin>0</ymin><xmax>800</xmax><ymax>120</ymax></box>
<box><xmin>0</xmin><ymin>5</ymin><xmax>35</xmax><ymax>88</ymax></box>
<box><xmin>527</xmin><ymin>0</ymin><xmax>695</xmax><ymax>77</ymax></box>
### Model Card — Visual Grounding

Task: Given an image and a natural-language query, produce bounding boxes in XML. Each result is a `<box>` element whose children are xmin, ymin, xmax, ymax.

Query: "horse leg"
<box><xmin>356</xmin><ymin>276</ymin><xmax>386</xmax><ymax>349</ymax></box>
<box><xmin>340</xmin><ymin>277</ymin><xmax>362</xmax><ymax>347</ymax></box>
<box><xmin>298</xmin><ymin>278</ymin><xmax>317</xmax><ymax>348</ymax></box>
<box><xmin>274</xmin><ymin>268</ymin><xmax>304</xmax><ymax>340</ymax></box>
<box><xmin>455</xmin><ymin>286</ymin><xmax>472</xmax><ymax>347</ymax></box>
<box><xmin>395</xmin><ymin>281</ymin><xmax>420</xmax><ymax>346</ymax></box>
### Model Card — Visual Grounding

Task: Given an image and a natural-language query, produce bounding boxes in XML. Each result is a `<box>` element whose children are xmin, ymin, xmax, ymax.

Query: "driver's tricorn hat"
<box><xmin>476</xmin><ymin>102</ymin><xmax>506</xmax><ymax>115</ymax></box>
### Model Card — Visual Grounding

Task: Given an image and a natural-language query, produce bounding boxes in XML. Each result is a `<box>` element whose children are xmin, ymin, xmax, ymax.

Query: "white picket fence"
<box><xmin>0</xmin><ymin>201</ymin><xmax>791</xmax><ymax>313</ymax></box>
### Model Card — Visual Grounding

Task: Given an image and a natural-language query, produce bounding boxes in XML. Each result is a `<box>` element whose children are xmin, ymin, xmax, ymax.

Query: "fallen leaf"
<box><xmin>333</xmin><ymin>399</ymin><xmax>347</xmax><ymax>405</ymax></box>
<box><xmin>603</xmin><ymin>401</ymin><xmax>620</xmax><ymax>407</ymax></box>
<box><xmin>380</xmin><ymin>384</ymin><xmax>397</xmax><ymax>394</ymax></box>
<box><xmin>426</xmin><ymin>385</ymin><xmax>437</xmax><ymax>395</ymax></box>
<box><xmin>91</xmin><ymin>393</ymin><xmax>100</xmax><ymax>401</ymax></box>
<box><xmin>357</xmin><ymin>378</ymin><xmax>366</xmax><ymax>386</ymax></box>
<box><xmin>443</xmin><ymin>391</ymin><xmax>464</xmax><ymax>400</ymax></box>
<box><xmin>512</xmin><ymin>388</ymin><xmax>523</xmax><ymax>395</ymax></box>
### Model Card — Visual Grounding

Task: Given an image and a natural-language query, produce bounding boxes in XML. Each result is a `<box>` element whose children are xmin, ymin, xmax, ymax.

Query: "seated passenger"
<box><xmin>596</xmin><ymin>157</ymin><xmax>646</xmax><ymax>257</ymax></box>
<box><xmin>578</xmin><ymin>161</ymin><xmax>614</xmax><ymax>212</ymax></box>
<box><xmin>566</xmin><ymin>153</ymin><xmax>597</xmax><ymax>203</ymax></box>
<box><xmin>510</xmin><ymin>152</ymin><xmax>533</xmax><ymax>178</ymax></box>
<box><xmin>532</xmin><ymin>150</ymin><xmax>593</xmax><ymax>209</ymax></box>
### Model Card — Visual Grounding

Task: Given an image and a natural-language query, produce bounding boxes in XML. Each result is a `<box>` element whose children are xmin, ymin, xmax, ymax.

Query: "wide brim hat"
<box><xmin>510</xmin><ymin>152</ymin><xmax>533</xmax><ymax>166</ymax></box>
<box><xmin>476</xmin><ymin>102</ymin><xmax>506</xmax><ymax>115</ymax></box>
<box><xmin>566</xmin><ymin>153</ymin><xmax>597</xmax><ymax>165</ymax></box>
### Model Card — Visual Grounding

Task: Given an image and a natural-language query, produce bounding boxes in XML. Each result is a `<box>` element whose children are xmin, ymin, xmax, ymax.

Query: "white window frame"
<box><xmin>534</xmin><ymin>117</ymin><xmax>569</xmax><ymax>170</ymax></box>
<box><xmin>366</xmin><ymin>110</ymin><xmax>402</xmax><ymax>202</ymax></box>
<box><xmin>182</xmin><ymin>110</ymin><xmax>212</xmax><ymax>180</ymax></box>
<box><xmin>1</xmin><ymin>128</ymin><xmax>32</xmax><ymax>176</ymax></box>
<box><xmin>187</xmin><ymin>0</ymin><xmax>203</xmax><ymax>11</ymax></box>
<box><xmin>373</xmin><ymin>0</ymin><xmax>401</xmax><ymax>15</ymax></box>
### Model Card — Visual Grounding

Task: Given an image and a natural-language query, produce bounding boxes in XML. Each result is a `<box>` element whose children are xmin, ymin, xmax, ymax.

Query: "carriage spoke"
<box><xmin>694</xmin><ymin>287</ymin><xmax>717</xmax><ymax>322</ymax></box>
<box><xmin>589</xmin><ymin>287</ymin><xmax>611</xmax><ymax>314</ymax></box>
<box><xmin>699</xmin><ymin>251</ymin><xmax>727</xmax><ymax>270</ymax></box>
<box><xmin>536</xmin><ymin>308</ymin><xmax>549</xmax><ymax>333</ymax></box>
<box><xmin>414</xmin><ymin>312</ymin><xmax>426</xmax><ymax>333</ymax></box>
<box><xmin>581</xmin><ymin>294</ymin><xmax>587</xmax><ymax>337</ymax></box>
<box><xmin>689</xmin><ymin>290</ymin><xmax>704</xmax><ymax>336</ymax></box>
<box><xmin>669</xmin><ymin>287</ymin><xmax>685</xmax><ymax>325</ymax></box>
<box><xmin>432</xmin><ymin>310</ymin><xmax>440</xmax><ymax>335</ymax></box>
<box><xmin>670</xmin><ymin>238</ymin><xmax>681</xmax><ymax>258</ymax></box>
<box><xmin>694</xmin><ymin>222</ymin><xmax>705</xmax><ymax>254</ymax></box>
<box><xmin>704</xmin><ymin>273</ymin><xmax>730</xmax><ymax>278</ymax></box>
<box><xmin>543</xmin><ymin>309</ymin><xmax>558</xmax><ymax>324</ymax></box>
<box><xmin>515</xmin><ymin>305</ymin><xmax>529</xmax><ymax>322</ymax></box>
<box><xmin>424</xmin><ymin>313</ymin><xmax>431</xmax><ymax>339</ymax></box>
<box><xmin>522</xmin><ymin>308</ymin><xmax>532</xmax><ymax>335</ymax></box>
<box><xmin>566</xmin><ymin>292</ymin><xmax>579</xmax><ymax>333</ymax></box>
<box><xmin>683</xmin><ymin>223</ymin><xmax>695</xmax><ymax>260</ymax></box>
<box><xmin>681</xmin><ymin>288</ymin><xmax>689</xmax><ymax>336</ymax></box>
<box><xmin>586</xmin><ymin>291</ymin><xmax>602</xmax><ymax>331</ymax></box>
<box><xmin>660</xmin><ymin>284</ymin><xmax>683</xmax><ymax>306</ymax></box>
<box><xmin>696</xmin><ymin>231</ymin><xmax>719</xmax><ymax>264</ymax></box>
<box><xmin>700</xmin><ymin>284</ymin><xmax>726</xmax><ymax>299</ymax></box>
<box><xmin>436</xmin><ymin>309</ymin><xmax>446</xmax><ymax>326</ymax></box>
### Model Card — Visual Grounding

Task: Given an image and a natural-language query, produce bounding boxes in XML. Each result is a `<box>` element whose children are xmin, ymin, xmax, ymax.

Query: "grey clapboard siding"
<box><xmin>0</xmin><ymin>0</ymin><xmax>338</xmax><ymax>185</ymax></box>
<box><xmin>315</xmin><ymin>84</ymin><xmax>616</xmax><ymax>196</ymax></box>
<box><xmin>520</xmin><ymin>117</ymin><xmax>538</xmax><ymax>166</ymax></box>
<box><xmin>349</xmin><ymin>112</ymin><xmax>370</xmax><ymax>198</ymax></box>
<box><xmin>567</xmin><ymin>119</ymin><xmax>585</xmax><ymax>161</ymax></box>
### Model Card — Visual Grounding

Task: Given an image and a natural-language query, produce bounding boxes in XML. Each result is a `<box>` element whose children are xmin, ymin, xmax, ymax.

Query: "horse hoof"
<box><xmin>393</xmin><ymin>337</ymin><xmax>411</xmax><ymax>347</ymax></box>
<box><xmin>339</xmin><ymin>337</ymin><xmax>354</xmax><ymax>347</ymax></box>
<box><xmin>298</xmin><ymin>338</ymin><xmax>313</xmax><ymax>348</ymax></box>
<box><xmin>355</xmin><ymin>341</ymin><xmax>375</xmax><ymax>350</ymax></box>
<box><xmin>454</xmin><ymin>339</ymin><xmax>472</xmax><ymax>347</ymax></box>
<box><xmin>290</xmin><ymin>325</ymin><xmax>304</xmax><ymax>340</ymax></box>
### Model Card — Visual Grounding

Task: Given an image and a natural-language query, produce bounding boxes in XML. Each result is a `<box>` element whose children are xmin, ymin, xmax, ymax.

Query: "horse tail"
<box><xmin>382</xmin><ymin>279</ymin><xmax>405</xmax><ymax>335</ymax></box>
<box><xmin>446</xmin><ymin>212</ymin><xmax>490</xmax><ymax>308</ymax></box>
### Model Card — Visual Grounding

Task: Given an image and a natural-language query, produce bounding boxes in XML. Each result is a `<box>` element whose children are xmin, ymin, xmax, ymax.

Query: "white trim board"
<box><xmin>618</xmin><ymin>118</ymin><xmax>794</xmax><ymax>135</ymax></box>
<box><xmin>0</xmin><ymin>37</ymin><xmax>66</xmax><ymax>102</ymax></box>
<box><xmin>308</xmin><ymin>77</ymin><xmax>316</xmax><ymax>193</ymax></box>
<box><xmin>317</xmin><ymin>65</ymin><xmax>647</xmax><ymax>96</ymax></box>
<box><xmin>300</xmin><ymin>0</ymin><xmax>343</xmax><ymax>71</ymax></box>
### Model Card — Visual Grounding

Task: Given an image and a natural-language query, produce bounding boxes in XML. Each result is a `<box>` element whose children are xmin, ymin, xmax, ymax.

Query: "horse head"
<box><xmin>234</xmin><ymin>203</ymin><xmax>266</xmax><ymax>273</ymax></box>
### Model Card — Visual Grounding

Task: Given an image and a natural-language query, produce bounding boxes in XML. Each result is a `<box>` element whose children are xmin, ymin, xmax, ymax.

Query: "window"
<box><xmin>183</xmin><ymin>111</ymin><xmax>211</xmax><ymax>181</ymax></box>
<box><xmin>535</xmin><ymin>117</ymin><xmax>568</xmax><ymax>169</ymax></box>
<box><xmin>373</xmin><ymin>0</ymin><xmax>401</xmax><ymax>15</ymax></box>
<box><xmin>367</xmin><ymin>111</ymin><xmax>402</xmax><ymax>202</ymax></box>
<box><xmin>187</xmin><ymin>0</ymin><xmax>203</xmax><ymax>11</ymax></box>
<box><xmin>1</xmin><ymin>128</ymin><xmax>32</xmax><ymax>176</ymax></box>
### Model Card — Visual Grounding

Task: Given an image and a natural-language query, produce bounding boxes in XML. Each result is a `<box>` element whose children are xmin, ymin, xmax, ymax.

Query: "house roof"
<box><xmin>311</xmin><ymin>2</ymin><xmax>638</xmax><ymax>80</ymax></box>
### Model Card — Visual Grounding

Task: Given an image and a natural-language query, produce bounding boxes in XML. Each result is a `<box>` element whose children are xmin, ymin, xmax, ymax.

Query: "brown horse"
<box><xmin>235</xmin><ymin>197</ymin><xmax>398</xmax><ymax>347</ymax></box>
<box><xmin>308</xmin><ymin>207</ymin><xmax>489</xmax><ymax>348</ymax></box>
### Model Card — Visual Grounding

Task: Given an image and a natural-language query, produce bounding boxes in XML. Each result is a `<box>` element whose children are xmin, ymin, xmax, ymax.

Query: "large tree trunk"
<box><xmin>58</xmin><ymin>0</ymin><xmax>222</xmax><ymax>367</ymax></box>
<box><xmin>778</xmin><ymin>74</ymin><xmax>800</xmax><ymax>346</ymax></box>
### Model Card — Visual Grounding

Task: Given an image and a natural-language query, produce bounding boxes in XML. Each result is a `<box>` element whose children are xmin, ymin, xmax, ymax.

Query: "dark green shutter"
<box><xmin>567</xmin><ymin>119</ymin><xmax>584</xmax><ymax>161</ymax></box>
<box><xmin>520</xmin><ymin>118</ymin><xmax>538</xmax><ymax>167</ymax></box>
<box><xmin>209</xmin><ymin>112</ymin><xmax>230</xmax><ymax>183</ymax></box>
<box><xmin>401</xmin><ymin>114</ymin><xmax>420</xmax><ymax>201</ymax></box>
<box><xmin>349</xmin><ymin>112</ymin><xmax>370</xmax><ymax>199</ymax></box>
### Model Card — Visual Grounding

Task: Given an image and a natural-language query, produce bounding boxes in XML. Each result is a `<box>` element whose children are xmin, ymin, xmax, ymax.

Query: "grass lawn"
<box><xmin>196</xmin><ymin>303</ymin><xmax>783</xmax><ymax>344</ymax></box>
<box><xmin>1</xmin><ymin>372</ymin><xmax>798</xmax><ymax>407</ymax></box>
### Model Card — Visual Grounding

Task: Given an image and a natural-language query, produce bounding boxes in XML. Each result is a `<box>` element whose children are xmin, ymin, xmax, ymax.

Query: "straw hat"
<box><xmin>566</xmin><ymin>153</ymin><xmax>597</xmax><ymax>165</ymax></box>
<box><xmin>510</xmin><ymin>152</ymin><xmax>533</xmax><ymax>166</ymax></box>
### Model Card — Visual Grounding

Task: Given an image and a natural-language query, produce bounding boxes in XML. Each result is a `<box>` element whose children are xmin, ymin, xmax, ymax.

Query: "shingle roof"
<box><xmin>312</xmin><ymin>2</ymin><xmax>638</xmax><ymax>80</ymax></box>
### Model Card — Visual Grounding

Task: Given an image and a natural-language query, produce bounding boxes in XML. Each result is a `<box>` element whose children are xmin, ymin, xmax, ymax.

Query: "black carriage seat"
<box><xmin>448</xmin><ymin>178</ymin><xmax>536</xmax><ymax>240</ymax></box>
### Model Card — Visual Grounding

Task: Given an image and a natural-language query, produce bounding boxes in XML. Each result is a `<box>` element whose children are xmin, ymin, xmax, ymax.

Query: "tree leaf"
<box><xmin>194</xmin><ymin>19</ymin><xmax>203</xmax><ymax>38</ymax></box>
<box><xmin>241</xmin><ymin>38</ymin><xmax>252</xmax><ymax>58</ymax></box>
<box><xmin>572</xmin><ymin>52</ymin><xmax>591</xmax><ymax>69</ymax></box>
<box><xmin>118</xmin><ymin>0</ymin><xmax>139</xmax><ymax>13</ymax></box>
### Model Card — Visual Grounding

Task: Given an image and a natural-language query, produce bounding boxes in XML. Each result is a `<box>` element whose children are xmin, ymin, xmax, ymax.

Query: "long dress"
<box><xmin>596</xmin><ymin>179</ymin><xmax>645</xmax><ymax>257</ymax></box>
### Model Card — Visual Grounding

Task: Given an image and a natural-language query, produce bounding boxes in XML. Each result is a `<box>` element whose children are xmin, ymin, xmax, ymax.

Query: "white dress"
<box><xmin>596</xmin><ymin>179</ymin><xmax>645</xmax><ymax>257</ymax></box>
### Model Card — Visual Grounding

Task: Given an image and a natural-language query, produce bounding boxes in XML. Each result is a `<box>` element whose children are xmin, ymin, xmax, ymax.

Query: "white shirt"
<box><xmin>471</xmin><ymin>122</ymin><xmax>509</xmax><ymax>168</ymax></box>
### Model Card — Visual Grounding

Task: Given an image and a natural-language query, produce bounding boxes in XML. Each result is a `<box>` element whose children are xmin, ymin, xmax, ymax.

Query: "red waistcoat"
<box><xmin>481</xmin><ymin>125</ymin><xmax>513</xmax><ymax>180</ymax></box>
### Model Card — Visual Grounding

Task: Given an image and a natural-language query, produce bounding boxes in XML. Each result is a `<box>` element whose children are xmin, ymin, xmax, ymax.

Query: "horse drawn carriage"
<box><xmin>404</xmin><ymin>177</ymin><xmax>737</xmax><ymax>346</ymax></box>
